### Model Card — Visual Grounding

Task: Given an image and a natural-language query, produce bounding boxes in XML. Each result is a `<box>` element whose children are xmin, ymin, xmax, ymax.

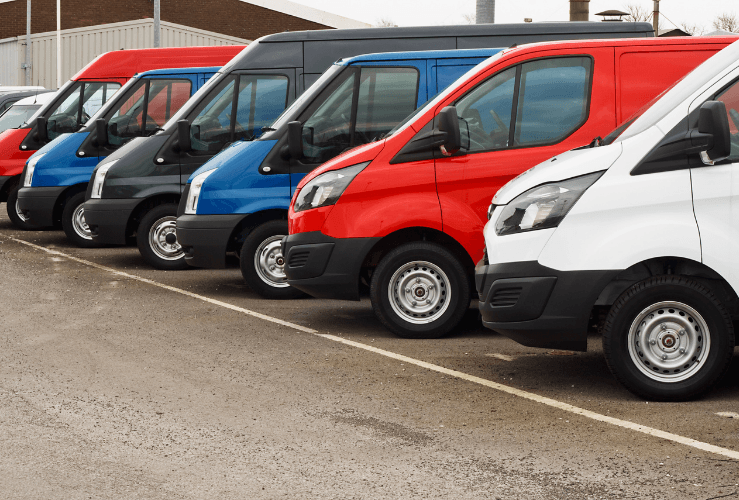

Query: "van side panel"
<box><xmin>615</xmin><ymin>44</ymin><xmax>724</xmax><ymax>124</ymax></box>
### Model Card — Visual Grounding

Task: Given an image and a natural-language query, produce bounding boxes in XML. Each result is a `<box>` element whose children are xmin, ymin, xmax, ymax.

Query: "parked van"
<box><xmin>0</xmin><ymin>92</ymin><xmax>56</xmax><ymax>135</ymax></box>
<box><xmin>283</xmin><ymin>37</ymin><xmax>737</xmax><ymax>340</ymax></box>
<box><xmin>17</xmin><ymin>66</ymin><xmax>226</xmax><ymax>247</ymax></box>
<box><xmin>0</xmin><ymin>88</ymin><xmax>51</xmax><ymax>115</ymax></box>
<box><xmin>175</xmin><ymin>49</ymin><xmax>502</xmax><ymax>296</ymax></box>
<box><xmin>81</xmin><ymin>22</ymin><xmax>654</xmax><ymax>271</ymax></box>
<box><xmin>475</xmin><ymin>40</ymin><xmax>739</xmax><ymax>401</ymax></box>
<box><xmin>0</xmin><ymin>45</ymin><xmax>244</xmax><ymax>228</ymax></box>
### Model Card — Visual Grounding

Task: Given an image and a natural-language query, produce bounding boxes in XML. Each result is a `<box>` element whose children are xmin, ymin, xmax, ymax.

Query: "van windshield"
<box><xmin>603</xmin><ymin>40</ymin><xmax>739</xmax><ymax>145</ymax></box>
<box><xmin>0</xmin><ymin>105</ymin><xmax>41</xmax><ymax>133</ymax></box>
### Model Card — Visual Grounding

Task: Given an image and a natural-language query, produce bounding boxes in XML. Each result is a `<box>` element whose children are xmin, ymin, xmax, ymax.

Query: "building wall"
<box><xmin>0</xmin><ymin>0</ymin><xmax>333</xmax><ymax>41</ymax></box>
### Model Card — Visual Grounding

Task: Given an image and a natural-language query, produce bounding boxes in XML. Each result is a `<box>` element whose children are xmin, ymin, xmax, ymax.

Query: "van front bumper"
<box><xmin>17</xmin><ymin>186</ymin><xmax>66</xmax><ymax>227</ymax></box>
<box><xmin>283</xmin><ymin>231</ymin><xmax>379</xmax><ymax>301</ymax></box>
<box><xmin>177</xmin><ymin>214</ymin><xmax>246</xmax><ymax>269</ymax></box>
<box><xmin>84</xmin><ymin>198</ymin><xmax>141</xmax><ymax>245</ymax></box>
<box><xmin>475</xmin><ymin>260</ymin><xmax>619</xmax><ymax>352</ymax></box>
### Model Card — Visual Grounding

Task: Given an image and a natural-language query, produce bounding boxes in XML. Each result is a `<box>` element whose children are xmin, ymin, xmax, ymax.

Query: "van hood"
<box><xmin>492</xmin><ymin>142</ymin><xmax>623</xmax><ymax>205</ymax></box>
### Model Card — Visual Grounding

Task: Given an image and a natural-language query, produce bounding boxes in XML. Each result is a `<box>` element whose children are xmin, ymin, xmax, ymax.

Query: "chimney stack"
<box><xmin>570</xmin><ymin>0</ymin><xmax>590</xmax><ymax>21</ymax></box>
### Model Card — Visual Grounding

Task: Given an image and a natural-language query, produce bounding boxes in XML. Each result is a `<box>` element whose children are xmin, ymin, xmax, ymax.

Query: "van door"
<box><xmin>433</xmin><ymin>49</ymin><xmax>613</xmax><ymax>261</ymax></box>
<box><xmin>180</xmin><ymin>69</ymin><xmax>296</xmax><ymax>184</ymax></box>
<box><xmin>690</xmin><ymin>77</ymin><xmax>739</xmax><ymax>289</ymax></box>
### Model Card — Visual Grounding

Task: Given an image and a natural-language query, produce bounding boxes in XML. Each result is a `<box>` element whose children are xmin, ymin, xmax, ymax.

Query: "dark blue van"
<box><xmin>173</xmin><ymin>49</ymin><xmax>500</xmax><ymax>298</ymax></box>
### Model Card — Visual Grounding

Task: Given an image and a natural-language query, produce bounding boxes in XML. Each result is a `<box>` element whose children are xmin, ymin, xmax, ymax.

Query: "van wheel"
<box><xmin>370</xmin><ymin>242</ymin><xmax>470</xmax><ymax>339</ymax></box>
<box><xmin>136</xmin><ymin>204</ymin><xmax>187</xmax><ymax>270</ymax></box>
<box><xmin>240</xmin><ymin>220</ymin><xmax>304</xmax><ymax>299</ymax></box>
<box><xmin>602</xmin><ymin>275</ymin><xmax>734</xmax><ymax>401</ymax></box>
<box><xmin>6</xmin><ymin>183</ymin><xmax>37</xmax><ymax>230</ymax></box>
<box><xmin>62</xmin><ymin>192</ymin><xmax>99</xmax><ymax>248</ymax></box>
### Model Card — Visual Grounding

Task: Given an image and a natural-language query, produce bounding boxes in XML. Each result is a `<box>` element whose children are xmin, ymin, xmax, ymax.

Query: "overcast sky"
<box><xmin>293</xmin><ymin>0</ymin><xmax>736</xmax><ymax>33</ymax></box>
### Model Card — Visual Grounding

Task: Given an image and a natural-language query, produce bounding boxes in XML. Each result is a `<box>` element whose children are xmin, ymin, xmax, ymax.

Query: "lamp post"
<box><xmin>56</xmin><ymin>0</ymin><xmax>61</xmax><ymax>89</ymax></box>
<box><xmin>154</xmin><ymin>0</ymin><xmax>161</xmax><ymax>48</ymax></box>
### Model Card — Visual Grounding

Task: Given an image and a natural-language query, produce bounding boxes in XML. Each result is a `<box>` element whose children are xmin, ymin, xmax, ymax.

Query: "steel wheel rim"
<box><xmin>148</xmin><ymin>216</ymin><xmax>182</xmax><ymax>261</ymax></box>
<box><xmin>388</xmin><ymin>260</ymin><xmax>451</xmax><ymax>325</ymax></box>
<box><xmin>15</xmin><ymin>200</ymin><xmax>29</xmax><ymax>222</ymax></box>
<box><xmin>627</xmin><ymin>301</ymin><xmax>711</xmax><ymax>383</ymax></box>
<box><xmin>72</xmin><ymin>204</ymin><xmax>92</xmax><ymax>240</ymax></box>
<box><xmin>253</xmin><ymin>235</ymin><xmax>289</xmax><ymax>288</ymax></box>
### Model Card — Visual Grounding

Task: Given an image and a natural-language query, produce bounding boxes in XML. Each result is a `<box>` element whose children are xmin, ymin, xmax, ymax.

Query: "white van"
<box><xmin>476</xmin><ymin>39</ymin><xmax>739</xmax><ymax>401</ymax></box>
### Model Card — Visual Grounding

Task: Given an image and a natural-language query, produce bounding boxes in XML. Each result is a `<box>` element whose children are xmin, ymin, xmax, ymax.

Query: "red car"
<box><xmin>283</xmin><ymin>36</ymin><xmax>736</xmax><ymax>339</ymax></box>
<box><xmin>0</xmin><ymin>45</ymin><xmax>243</xmax><ymax>228</ymax></box>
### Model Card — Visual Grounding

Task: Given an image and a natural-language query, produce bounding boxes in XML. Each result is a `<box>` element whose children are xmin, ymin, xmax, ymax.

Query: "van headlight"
<box><xmin>23</xmin><ymin>153</ymin><xmax>46</xmax><ymax>187</ymax></box>
<box><xmin>90</xmin><ymin>160</ymin><xmax>118</xmax><ymax>199</ymax></box>
<box><xmin>184</xmin><ymin>168</ymin><xmax>217</xmax><ymax>215</ymax></box>
<box><xmin>293</xmin><ymin>161</ymin><xmax>369</xmax><ymax>213</ymax></box>
<box><xmin>495</xmin><ymin>171</ymin><xmax>603</xmax><ymax>236</ymax></box>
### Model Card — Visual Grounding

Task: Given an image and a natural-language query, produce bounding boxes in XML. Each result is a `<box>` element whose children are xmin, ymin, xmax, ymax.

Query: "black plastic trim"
<box><xmin>16</xmin><ymin>186</ymin><xmax>67</xmax><ymax>227</ymax></box>
<box><xmin>84</xmin><ymin>198</ymin><xmax>142</xmax><ymax>245</ymax></box>
<box><xmin>176</xmin><ymin>213</ymin><xmax>247</xmax><ymax>269</ymax></box>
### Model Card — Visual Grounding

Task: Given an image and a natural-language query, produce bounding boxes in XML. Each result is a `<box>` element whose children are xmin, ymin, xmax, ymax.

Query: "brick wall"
<box><xmin>0</xmin><ymin>0</ymin><xmax>332</xmax><ymax>41</ymax></box>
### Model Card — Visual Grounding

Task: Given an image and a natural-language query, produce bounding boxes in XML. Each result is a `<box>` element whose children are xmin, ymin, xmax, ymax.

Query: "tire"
<box><xmin>136</xmin><ymin>204</ymin><xmax>187</xmax><ymax>270</ymax></box>
<box><xmin>370</xmin><ymin>242</ymin><xmax>470</xmax><ymax>339</ymax></box>
<box><xmin>239</xmin><ymin>220</ymin><xmax>304</xmax><ymax>299</ymax></box>
<box><xmin>61</xmin><ymin>191</ymin><xmax>99</xmax><ymax>248</ymax></box>
<box><xmin>6</xmin><ymin>183</ymin><xmax>38</xmax><ymax>230</ymax></box>
<box><xmin>602</xmin><ymin>275</ymin><xmax>734</xmax><ymax>401</ymax></box>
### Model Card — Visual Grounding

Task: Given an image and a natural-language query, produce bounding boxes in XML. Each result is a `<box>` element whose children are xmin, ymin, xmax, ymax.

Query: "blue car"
<box><xmin>18</xmin><ymin>66</ymin><xmax>220</xmax><ymax>246</ymax></box>
<box><xmin>174</xmin><ymin>49</ymin><xmax>502</xmax><ymax>298</ymax></box>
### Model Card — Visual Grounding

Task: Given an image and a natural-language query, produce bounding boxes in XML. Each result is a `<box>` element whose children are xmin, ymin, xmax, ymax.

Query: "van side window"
<box><xmin>47</xmin><ymin>82</ymin><xmax>120</xmax><ymax>140</ymax></box>
<box><xmin>234</xmin><ymin>75</ymin><xmax>289</xmax><ymax>141</ymax></box>
<box><xmin>456</xmin><ymin>67</ymin><xmax>516</xmax><ymax>152</ymax></box>
<box><xmin>716</xmin><ymin>80</ymin><xmax>739</xmax><ymax>160</ymax></box>
<box><xmin>302</xmin><ymin>66</ymin><xmax>418</xmax><ymax>165</ymax></box>
<box><xmin>513</xmin><ymin>57</ymin><xmax>591</xmax><ymax>146</ymax></box>
<box><xmin>454</xmin><ymin>57</ymin><xmax>592</xmax><ymax>153</ymax></box>
<box><xmin>190</xmin><ymin>76</ymin><xmax>238</xmax><ymax>153</ymax></box>
<box><xmin>108</xmin><ymin>79</ymin><xmax>192</xmax><ymax>147</ymax></box>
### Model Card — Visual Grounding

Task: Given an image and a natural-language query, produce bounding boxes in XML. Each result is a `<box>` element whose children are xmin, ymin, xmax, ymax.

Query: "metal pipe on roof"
<box><xmin>476</xmin><ymin>0</ymin><xmax>495</xmax><ymax>24</ymax></box>
<box><xmin>570</xmin><ymin>0</ymin><xmax>590</xmax><ymax>21</ymax></box>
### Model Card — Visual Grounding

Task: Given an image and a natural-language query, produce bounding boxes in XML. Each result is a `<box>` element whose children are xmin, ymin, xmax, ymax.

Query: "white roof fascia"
<box><xmin>240</xmin><ymin>0</ymin><xmax>370</xmax><ymax>29</ymax></box>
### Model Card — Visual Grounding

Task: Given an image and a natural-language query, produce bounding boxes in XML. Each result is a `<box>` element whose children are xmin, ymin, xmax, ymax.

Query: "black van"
<box><xmin>83</xmin><ymin>22</ymin><xmax>654</xmax><ymax>269</ymax></box>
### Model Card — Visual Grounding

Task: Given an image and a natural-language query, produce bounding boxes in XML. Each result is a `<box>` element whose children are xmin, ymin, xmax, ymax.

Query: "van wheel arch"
<box><xmin>591</xmin><ymin>257</ymin><xmax>739</xmax><ymax>337</ymax></box>
<box><xmin>52</xmin><ymin>184</ymin><xmax>89</xmax><ymax>227</ymax></box>
<box><xmin>0</xmin><ymin>174</ymin><xmax>21</xmax><ymax>203</ymax></box>
<box><xmin>229</xmin><ymin>209</ymin><xmax>287</xmax><ymax>253</ymax></box>
<box><xmin>361</xmin><ymin>227</ymin><xmax>476</xmax><ymax>287</ymax></box>
<box><xmin>126</xmin><ymin>193</ymin><xmax>181</xmax><ymax>242</ymax></box>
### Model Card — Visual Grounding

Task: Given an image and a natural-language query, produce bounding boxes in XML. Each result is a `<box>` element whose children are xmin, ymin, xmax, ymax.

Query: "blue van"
<box><xmin>17</xmin><ymin>67</ymin><xmax>220</xmax><ymax>246</ymax></box>
<box><xmin>173</xmin><ymin>49</ymin><xmax>501</xmax><ymax>298</ymax></box>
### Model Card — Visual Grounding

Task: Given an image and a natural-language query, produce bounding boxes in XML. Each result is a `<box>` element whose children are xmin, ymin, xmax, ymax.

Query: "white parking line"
<box><xmin>485</xmin><ymin>353</ymin><xmax>515</xmax><ymax>361</ymax></box>
<box><xmin>717</xmin><ymin>412</ymin><xmax>739</xmax><ymax>420</ymax></box>
<box><xmin>7</xmin><ymin>236</ymin><xmax>739</xmax><ymax>461</ymax></box>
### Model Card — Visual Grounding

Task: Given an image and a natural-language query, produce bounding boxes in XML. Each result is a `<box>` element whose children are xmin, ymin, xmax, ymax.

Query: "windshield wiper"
<box><xmin>261</xmin><ymin>127</ymin><xmax>276</xmax><ymax>132</ymax></box>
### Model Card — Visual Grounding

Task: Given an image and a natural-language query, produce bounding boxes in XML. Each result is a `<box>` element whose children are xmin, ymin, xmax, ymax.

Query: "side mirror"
<box><xmin>177</xmin><ymin>119</ymin><xmax>191</xmax><ymax>152</ymax></box>
<box><xmin>286</xmin><ymin>121</ymin><xmax>303</xmax><ymax>159</ymax></box>
<box><xmin>438</xmin><ymin>106</ymin><xmax>462</xmax><ymax>156</ymax></box>
<box><xmin>36</xmin><ymin>116</ymin><xmax>48</xmax><ymax>142</ymax></box>
<box><xmin>96</xmin><ymin>119</ymin><xmax>108</xmax><ymax>147</ymax></box>
<box><xmin>696</xmin><ymin>101</ymin><xmax>731</xmax><ymax>165</ymax></box>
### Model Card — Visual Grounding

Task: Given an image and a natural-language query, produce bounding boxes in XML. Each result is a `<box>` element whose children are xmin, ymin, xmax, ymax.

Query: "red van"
<box><xmin>0</xmin><ymin>45</ymin><xmax>244</xmax><ymax>228</ymax></box>
<box><xmin>282</xmin><ymin>37</ymin><xmax>737</xmax><ymax>339</ymax></box>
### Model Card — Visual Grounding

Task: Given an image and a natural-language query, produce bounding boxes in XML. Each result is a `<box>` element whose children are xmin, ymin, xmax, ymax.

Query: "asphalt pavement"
<box><xmin>0</xmin><ymin>204</ymin><xmax>737</xmax><ymax>499</ymax></box>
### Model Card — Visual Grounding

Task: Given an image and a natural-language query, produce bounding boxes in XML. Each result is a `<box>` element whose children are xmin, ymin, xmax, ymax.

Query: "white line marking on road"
<box><xmin>716</xmin><ymin>412</ymin><xmax>739</xmax><ymax>420</ymax></box>
<box><xmin>485</xmin><ymin>353</ymin><xmax>515</xmax><ymax>361</ymax></box>
<box><xmin>7</xmin><ymin>236</ymin><xmax>739</xmax><ymax>461</ymax></box>
<box><xmin>8</xmin><ymin>237</ymin><xmax>317</xmax><ymax>334</ymax></box>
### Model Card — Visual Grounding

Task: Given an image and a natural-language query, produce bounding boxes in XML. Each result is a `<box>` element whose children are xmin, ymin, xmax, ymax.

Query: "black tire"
<box><xmin>602</xmin><ymin>275</ymin><xmax>734</xmax><ymax>401</ymax></box>
<box><xmin>61</xmin><ymin>191</ymin><xmax>99</xmax><ymax>248</ymax></box>
<box><xmin>239</xmin><ymin>220</ymin><xmax>304</xmax><ymax>299</ymax></box>
<box><xmin>370</xmin><ymin>242</ymin><xmax>470</xmax><ymax>339</ymax></box>
<box><xmin>6</xmin><ymin>182</ymin><xmax>38</xmax><ymax>230</ymax></box>
<box><xmin>136</xmin><ymin>204</ymin><xmax>188</xmax><ymax>270</ymax></box>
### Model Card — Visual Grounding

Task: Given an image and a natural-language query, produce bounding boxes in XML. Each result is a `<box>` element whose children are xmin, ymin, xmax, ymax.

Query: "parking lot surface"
<box><xmin>0</xmin><ymin>204</ymin><xmax>737</xmax><ymax>499</ymax></box>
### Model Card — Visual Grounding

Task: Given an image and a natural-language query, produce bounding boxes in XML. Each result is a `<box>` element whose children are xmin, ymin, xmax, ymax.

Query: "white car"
<box><xmin>476</xmin><ymin>39</ymin><xmax>739</xmax><ymax>401</ymax></box>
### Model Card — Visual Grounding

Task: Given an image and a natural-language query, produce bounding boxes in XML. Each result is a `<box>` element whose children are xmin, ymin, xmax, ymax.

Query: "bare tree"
<box><xmin>712</xmin><ymin>12</ymin><xmax>739</xmax><ymax>33</ymax></box>
<box><xmin>623</xmin><ymin>3</ymin><xmax>650</xmax><ymax>22</ymax></box>
<box><xmin>374</xmin><ymin>17</ymin><xmax>398</xmax><ymax>28</ymax></box>
<box><xmin>462</xmin><ymin>12</ymin><xmax>476</xmax><ymax>24</ymax></box>
<box><xmin>680</xmin><ymin>22</ymin><xmax>705</xmax><ymax>36</ymax></box>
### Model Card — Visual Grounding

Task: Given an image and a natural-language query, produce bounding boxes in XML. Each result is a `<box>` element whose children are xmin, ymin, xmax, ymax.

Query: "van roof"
<box><xmin>135</xmin><ymin>66</ymin><xmax>222</xmax><ymax>77</ymax></box>
<box><xmin>259</xmin><ymin>22</ymin><xmax>654</xmax><ymax>43</ymax></box>
<box><xmin>71</xmin><ymin>45</ymin><xmax>245</xmax><ymax>81</ymax></box>
<box><xmin>505</xmin><ymin>35</ymin><xmax>739</xmax><ymax>55</ymax></box>
<box><xmin>339</xmin><ymin>48</ymin><xmax>503</xmax><ymax>65</ymax></box>
<box><xmin>15</xmin><ymin>92</ymin><xmax>58</xmax><ymax>106</ymax></box>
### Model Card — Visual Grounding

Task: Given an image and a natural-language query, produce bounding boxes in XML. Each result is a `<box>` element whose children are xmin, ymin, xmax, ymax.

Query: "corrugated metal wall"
<box><xmin>0</xmin><ymin>36</ymin><xmax>22</xmax><ymax>86</ymax></box>
<box><xmin>0</xmin><ymin>19</ymin><xmax>248</xmax><ymax>89</ymax></box>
